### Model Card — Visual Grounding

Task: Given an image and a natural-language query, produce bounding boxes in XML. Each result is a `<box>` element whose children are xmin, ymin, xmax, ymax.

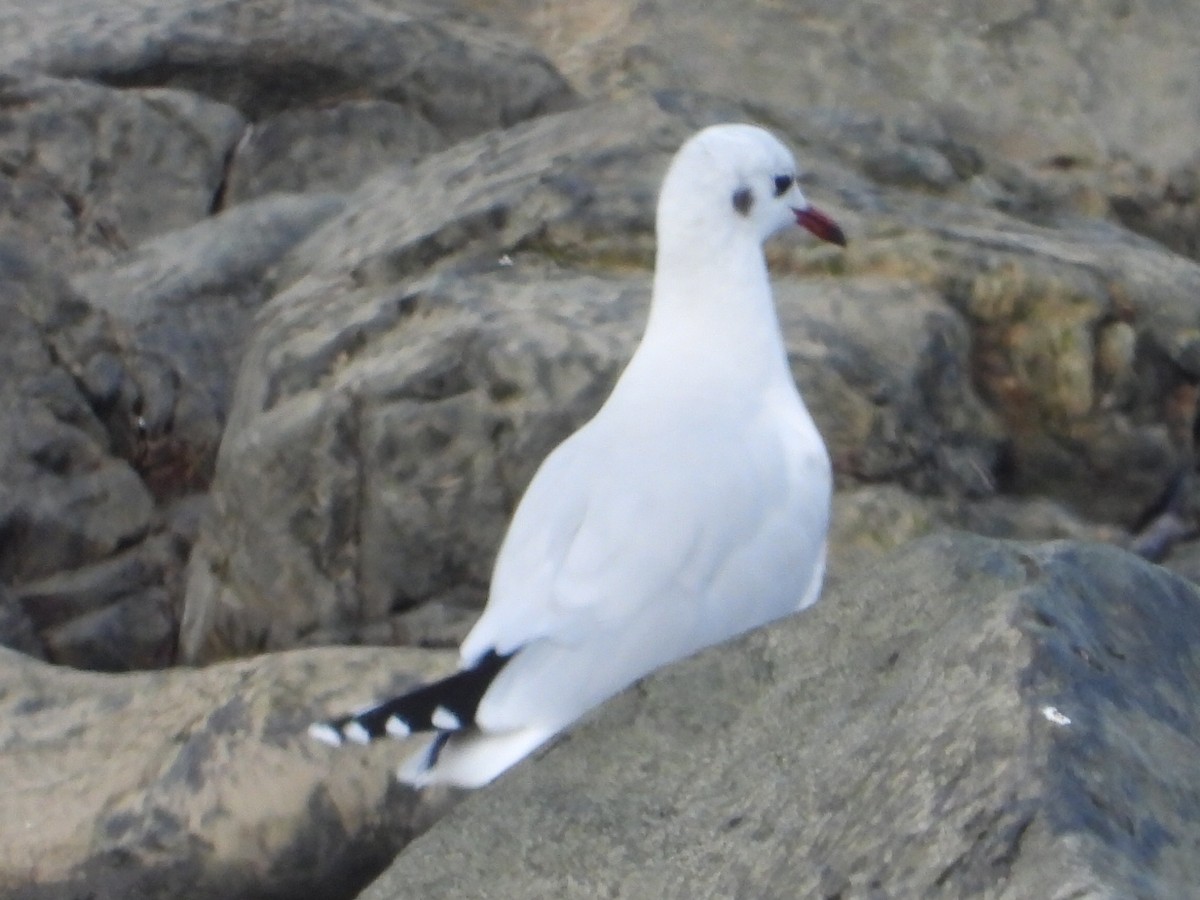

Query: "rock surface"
<box><xmin>0</xmin><ymin>0</ymin><xmax>576</xmax><ymax>670</ymax></box>
<box><xmin>475</xmin><ymin>0</ymin><xmax>1200</xmax><ymax>171</ymax></box>
<box><xmin>0</xmin><ymin>643</ymin><xmax>456</xmax><ymax>900</ymax></box>
<box><xmin>363</xmin><ymin>534</ymin><xmax>1200</xmax><ymax>899</ymax></box>
<box><xmin>0</xmin><ymin>74</ymin><xmax>243</xmax><ymax>267</ymax></box>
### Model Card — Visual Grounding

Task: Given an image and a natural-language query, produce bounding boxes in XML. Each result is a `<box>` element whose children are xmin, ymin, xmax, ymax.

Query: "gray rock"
<box><xmin>844</xmin><ymin>206</ymin><xmax>1200</xmax><ymax>522</ymax></box>
<box><xmin>1161</xmin><ymin>539</ymin><xmax>1200</xmax><ymax>587</ymax></box>
<box><xmin>0</xmin><ymin>643</ymin><xmax>458</xmax><ymax>900</ymax></box>
<box><xmin>224</xmin><ymin>101</ymin><xmax>450</xmax><ymax>204</ymax></box>
<box><xmin>73</xmin><ymin>191</ymin><xmax>347</xmax><ymax>325</ymax></box>
<box><xmin>0</xmin><ymin>191</ymin><xmax>348</xmax><ymax>668</ymax></box>
<box><xmin>0</xmin><ymin>75</ymin><xmax>244</xmax><ymax>268</ymax></box>
<box><xmin>0</xmin><ymin>246</ymin><xmax>155</xmax><ymax>586</ymax></box>
<box><xmin>362</xmin><ymin>534</ymin><xmax>1200</xmax><ymax>899</ymax></box>
<box><xmin>0</xmin><ymin>581</ymin><xmax>43</xmax><ymax>659</ymax></box>
<box><xmin>0</xmin><ymin>236</ymin><xmax>227</xmax><ymax>666</ymax></box>
<box><xmin>74</xmin><ymin>192</ymin><xmax>350</xmax><ymax>498</ymax></box>
<box><xmin>1107</xmin><ymin>160</ymin><xmax>1200</xmax><ymax>261</ymax></box>
<box><xmin>479</xmin><ymin>0</ymin><xmax>1200</xmax><ymax>172</ymax></box>
<box><xmin>14</xmin><ymin>535</ymin><xmax>183</xmax><ymax>669</ymax></box>
<box><xmin>476</xmin><ymin>2</ymin><xmax>1200</xmax><ymax>268</ymax></box>
<box><xmin>0</xmin><ymin>0</ymin><xmax>576</xmax><ymax>137</ymax></box>
<box><xmin>41</xmin><ymin>588</ymin><xmax>176</xmax><ymax>671</ymax></box>
<box><xmin>179</xmin><ymin>264</ymin><xmax>647</xmax><ymax>664</ymax></box>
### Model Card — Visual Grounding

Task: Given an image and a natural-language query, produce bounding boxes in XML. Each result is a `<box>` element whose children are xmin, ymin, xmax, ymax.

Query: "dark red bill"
<box><xmin>793</xmin><ymin>205</ymin><xmax>846</xmax><ymax>247</ymax></box>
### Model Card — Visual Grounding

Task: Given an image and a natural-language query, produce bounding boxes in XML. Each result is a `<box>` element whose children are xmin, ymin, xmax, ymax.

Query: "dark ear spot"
<box><xmin>732</xmin><ymin>187</ymin><xmax>753</xmax><ymax>216</ymax></box>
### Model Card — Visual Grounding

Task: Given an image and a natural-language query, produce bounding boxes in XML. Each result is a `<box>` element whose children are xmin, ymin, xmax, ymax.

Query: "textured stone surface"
<box><xmin>0</xmin><ymin>0</ymin><xmax>580</xmax><ymax>671</ymax></box>
<box><xmin>363</xmin><ymin>535</ymin><xmax>1200</xmax><ymax>899</ymax></box>
<box><xmin>0</xmin><ymin>193</ymin><xmax>338</xmax><ymax>668</ymax></box>
<box><xmin>0</xmin><ymin>75</ymin><xmax>244</xmax><ymax>268</ymax></box>
<box><xmin>474</xmin><ymin>0</ymin><xmax>1200</xmax><ymax>171</ymax></box>
<box><xmin>0</xmin><ymin>248</ymin><xmax>155</xmax><ymax>587</ymax></box>
<box><xmin>223</xmin><ymin>101</ymin><xmax>449</xmax><ymax>204</ymax></box>
<box><xmin>0</xmin><ymin>643</ymin><xmax>456</xmax><ymax>900</ymax></box>
<box><xmin>0</xmin><ymin>0</ymin><xmax>577</xmax><ymax>142</ymax></box>
<box><xmin>474</xmin><ymin>1</ymin><xmax>1200</xmax><ymax>268</ymax></box>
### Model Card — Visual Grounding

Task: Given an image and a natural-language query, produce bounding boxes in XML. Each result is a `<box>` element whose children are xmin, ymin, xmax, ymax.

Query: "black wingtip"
<box><xmin>309</xmin><ymin>649</ymin><xmax>516</xmax><ymax>747</ymax></box>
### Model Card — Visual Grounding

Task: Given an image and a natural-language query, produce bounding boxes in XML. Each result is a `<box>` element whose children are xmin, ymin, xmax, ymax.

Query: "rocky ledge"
<box><xmin>366</xmin><ymin>535</ymin><xmax>1200</xmax><ymax>899</ymax></box>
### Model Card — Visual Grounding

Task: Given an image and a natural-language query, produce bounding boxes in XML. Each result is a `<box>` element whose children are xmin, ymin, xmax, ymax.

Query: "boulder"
<box><xmin>0</xmin><ymin>246</ymin><xmax>155</xmax><ymax>590</ymax></box>
<box><xmin>475</xmin><ymin>1</ymin><xmax>1200</xmax><ymax>273</ymax></box>
<box><xmin>477</xmin><ymin>0</ymin><xmax>1200</xmax><ymax>172</ymax></box>
<box><xmin>71</xmin><ymin>192</ymin><xmax>351</xmax><ymax>502</ymax></box>
<box><xmin>832</xmin><ymin>197</ymin><xmax>1200</xmax><ymax>522</ymax></box>
<box><xmin>0</xmin><ymin>581</ymin><xmax>42</xmax><ymax>659</ymax></box>
<box><xmin>0</xmin><ymin>643</ymin><xmax>457</xmax><ymax>900</ymax></box>
<box><xmin>0</xmin><ymin>0</ymin><xmax>577</xmax><ymax>200</ymax></box>
<box><xmin>0</xmin><ymin>75</ymin><xmax>243</xmax><ymax>268</ymax></box>
<box><xmin>0</xmin><ymin>0</ymin><xmax>579</xmax><ymax>671</ymax></box>
<box><xmin>223</xmin><ymin>101</ymin><xmax>449</xmax><ymax>204</ymax></box>
<box><xmin>0</xmin><ymin>199</ymin><xmax>340</xmax><ymax>668</ymax></box>
<box><xmin>362</xmin><ymin>533</ymin><xmax>1200</xmax><ymax>899</ymax></box>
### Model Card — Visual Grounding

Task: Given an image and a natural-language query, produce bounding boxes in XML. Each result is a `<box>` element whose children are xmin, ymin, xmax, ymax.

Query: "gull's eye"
<box><xmin>772</xmin><ymin>174</ymin><xmax>794</xmax><ymax>197</ymax></box>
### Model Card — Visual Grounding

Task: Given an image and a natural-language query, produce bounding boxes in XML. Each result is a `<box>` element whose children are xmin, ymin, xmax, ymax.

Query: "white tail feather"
<box><xmin>397</xmin><ymin>726</ymin><xmax>557</xmax><ymax>789</ymax></box>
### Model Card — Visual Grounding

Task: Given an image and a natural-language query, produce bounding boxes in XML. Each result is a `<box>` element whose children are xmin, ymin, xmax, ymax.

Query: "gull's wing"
<box><xmin>460</xmin><ymin>402</ymin><xmax>829</xmax><ymax>666</ymax></box>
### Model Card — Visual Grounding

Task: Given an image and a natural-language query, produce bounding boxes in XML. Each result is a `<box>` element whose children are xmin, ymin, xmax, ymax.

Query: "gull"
<box><xmin>310</xmin><ymin>123</ymin><xmax>845</xmax><ymax>788</ymax></box>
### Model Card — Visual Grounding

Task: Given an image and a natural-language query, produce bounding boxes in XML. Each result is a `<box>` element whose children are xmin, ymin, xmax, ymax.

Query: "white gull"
<box><xmin>310</xmin><ymin>123</ymin><xmax>845</xmax><ymax>788</ymax></box>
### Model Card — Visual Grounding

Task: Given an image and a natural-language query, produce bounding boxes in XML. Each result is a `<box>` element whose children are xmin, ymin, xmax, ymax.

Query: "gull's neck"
<box><xmin>628</xmin><ymin>224</ymin><xmax>793</xmax><ymax>393</ymax></box>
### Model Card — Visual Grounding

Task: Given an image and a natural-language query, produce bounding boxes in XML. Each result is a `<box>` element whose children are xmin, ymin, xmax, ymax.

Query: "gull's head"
<box><xmin>657</xmin><ymin>124</ymin><xmax>846</xmax><ymax>249</ymax></box>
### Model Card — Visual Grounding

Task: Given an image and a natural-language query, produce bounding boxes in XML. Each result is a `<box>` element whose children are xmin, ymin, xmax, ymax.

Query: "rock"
<box><xmin>14</xmin><ymin>535</ymin><xmax>180</xmax><ymax>669</ymax></box>
<box><xmin>0</xmin><ymin>581</ymin><xmax>42</xmax><ymax>659</ymax></box>
<box><xmin>826</xmin><ymin>484</ymin><xmax>942</xmax><ymax>577</ymax></box>
<box><xmin>0</xmin><ymin>0</ymin><xmax>576</xmax><ymax>142</ymax></box>
<box><xmin>1107</xmin><ymin>159</ymin><xmax>1200</xmax><ymax>261</ymax></box>
<box><xmin>362</xmin><ymin>534</ymin><xmax>1200</xmax><ymax>899</ymax></box>
<box><xmin>73</xmin><ymin>192</ymin><xmax>351</xmax><ymax>500</ymax></box>
<box><xmin>1161</xmin><ymin>540</ymin><xmax>1200</xmax><ymax>587</ymax></box>
<box><xmin>839</xmin><ymin>207</ymin><xmax>1200</xmax><ymax>522</ymax></box>
<box><xmin>477</xmin><ymin>0</ymin><xmax>1200</xmax><ymax>172</ymax></box>
<box><xmin>778</xmin><ymin>276</ymin><xmax>1003</xmax><ymax>497</ymax></box>
<box><xmin>948</xmin><ymin>493</ymin><xmax>1127</xmax><ymax>546</ymax></box>
<box><xmin>0</xmin><ymin>74</ymin><xmax>244</xmax><ymax>268</ymax></box>
<box><xmin>0</xmin><ymin>246</ymin><xmax>155</xmax><ymax>587</ymax></box>
<box><xmin>0</xmin><ymin>160</ymin><xmax>349</xmax><ymax>669</ymax></box>
<box><xmin>178</xmin><ymin>264</ymin><xmax>647</xmax><ymax>664</ymax></box>
<box><xmin>0</xmin><ymin>0</ymin><xmax>578</xmax><ymax>671</ymax></box>
<box><xmin>0</xmin><ymin>643</ymin><xmax>458</xmax><ymax>900</ymax></box>
<box><xmin>223</xmin><ymin>101</ymin><xmax>449</xmax><ymax>204</ymax></box>
<box><xmin>0</xmin><ymin>239</ymin><xmax>227</xmax><ymax>667</ymax></box>
<box><xmin>473</xmin><ymin>2</ymin><xmax>1200</xmax><ymax>268</ymax></box>
<box><xmin>72</xmin><ymin>191</ymin><xmax>347</xmax><ymax>326</ymax></box>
